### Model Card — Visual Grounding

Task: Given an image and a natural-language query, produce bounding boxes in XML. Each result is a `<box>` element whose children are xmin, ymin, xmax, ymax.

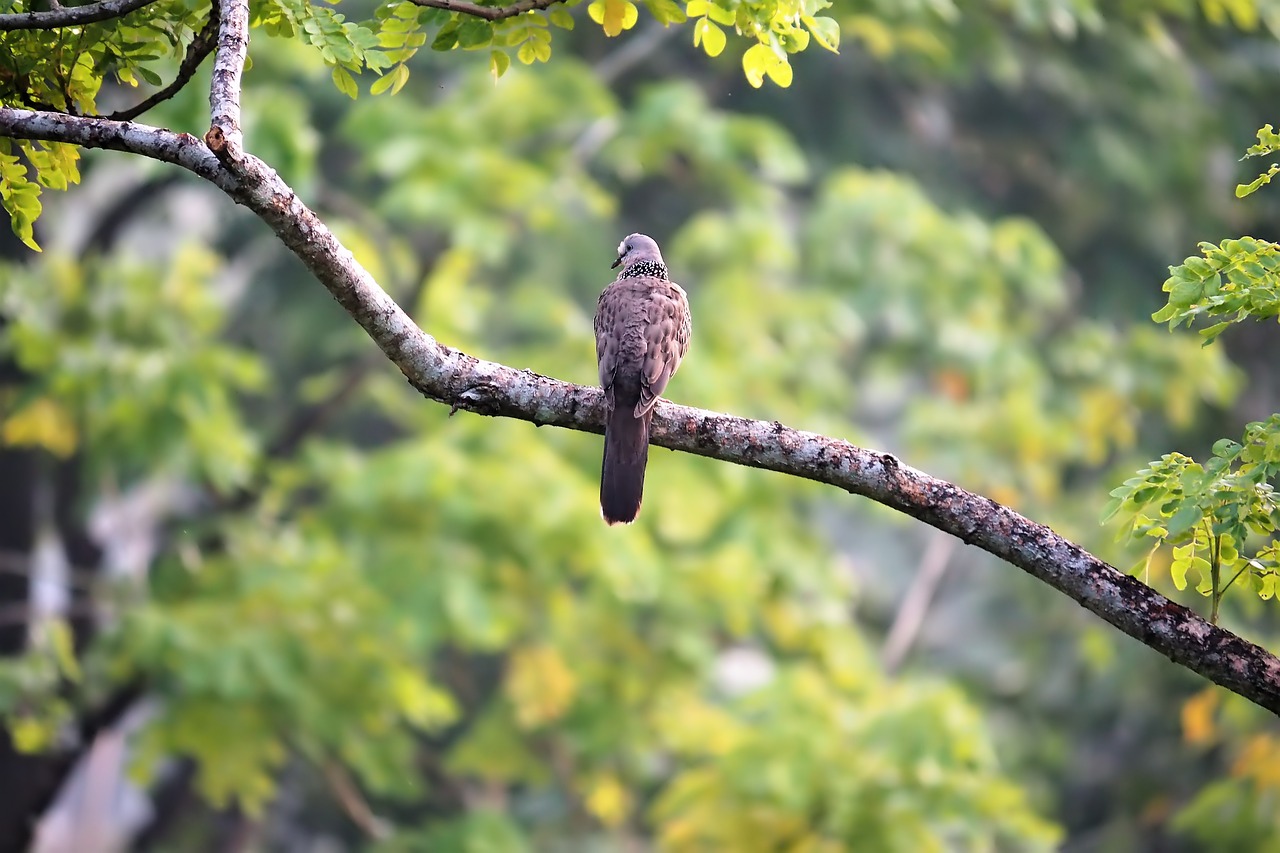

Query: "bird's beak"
<box><xmin>611</xmin><ymin>256</ymin><xmax>622</xmax><ymax>269</ymax></box>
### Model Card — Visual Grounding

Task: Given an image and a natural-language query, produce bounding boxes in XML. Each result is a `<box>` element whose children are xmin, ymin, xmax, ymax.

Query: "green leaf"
<box><xmin>644</xmin><ymin>0</ymin><xmax>686</xmax><ymax>25</ymax></box>
<box><xmin>1199</xmin><ymin>321</ymin><xmax>1233</xmax><ymax>344</ymax></box>
<box><xmin>801</xmin><ymin>15</ymin><xmax>840</xmax><ymax>52</ymax></box>
<box><xmin>370</xmin><ymin>65</ymin><xmax>399</xmax><ymax>95</ymax></box>
<box><xmin>1165</xmin><ymin>504</ymin><xmax>1203</xmax><ymax>539</ymax></box>
<box><xmin>432</xmin><ymin>21</ymin><xmax>460</xmax><ymax>50</ymax></box>
<box><xmin>1168</xmin><ymin>277</ymin><xmax>1203</xmax><ymax>306</ymax></box>
<box><xmin>1245</xmin><ymin>124</ymin><xmax>1280</xmax><ymax>157</ymax></box>
<box><xmin>331</xmin><ymin>66</ymin><xmax>359</xmax><ymax>98</ymax></box>
<box><xmin>390</xmin><ymin>62</ymin><xmax>411</xmax><ymax>94</ymax></box>
<box><xmin>1236</xmin><ymin>164</ymin><xmax>1280</xmax><ymax>198</ymax></box>
<box><xmin>549</xmin><ymin>5</ymin><xmax>575</xmax><ymax>28</ymax></box>
<box><xmin>1212</xmin><ymin>438</ymin><xmax>1242</xmax><ymax>458</ymax></box>
<box><xmin>456</xmin><ymin>18</ymin><xmax>494</xmax><ymax>49</ymax></box>
<box><xmin>490</xmin><ymin>49</ymin><xmax>511</xmax><ymax>80</ymax></box>
<box><xmin>47</xmin><ymin>621</ymin><xmax>81</xmax><ymax>683</ymax></box>
<box><xmin>0</xmin><ymin>144</ymin><xmax>43</xmax><ymax>252</ymax></box>
<box><xmin>1171</xmin><ymin>555</ymin><xmax>1190</xmax><ymax>590</ymax></box>
<box><xmin>1099</xmin><ymin>496</ymin><xmax>1124</xmax><ymax>524</ymax></box>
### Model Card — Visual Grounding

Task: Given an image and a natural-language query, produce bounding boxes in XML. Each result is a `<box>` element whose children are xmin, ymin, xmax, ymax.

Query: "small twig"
<box><xmin>0</xmin><ymin>549</ymin><xmax>98</xmax><ymax>591</ymax></box>
<box><xmin>406</xmin><ymin>0</ymin><xmax>566</xmax><ymax>23</ymax></box>
<box><xmin>1210</xmin><ymin>529</ymin><xmax>1222</xmax><ymax>624</ymax></box>
<box><xmin>76</xmin><ymin>172</ymin><xmax>184</xmax><ymax>256</ymax></box>
<box><xmin>204</xmin><ymin>0</ymin><xmax>248</xmax><ymax>161</ymax></box>
<box><xmin>0</xmin><ymin>0</ymin><xmax>158</xmax><ymax>31</ymax></box>
<box><xmin>323</xmin><ymin>762</ymin><xmax>392</xmax><ymax>840</ymax></box>
<box><xmin>264</xmin><ymin>355</ymin><xmax>380</xmax><ymax>459</ymax></box>
<box><xmin>0</xmin><ymin>599</ymin><xmax>99</xmax><ymax>626</ymax></box>
<box><xmin>594</xmin><ymin>21</ymin><xmax>676</xmax><ymax>86</ymax></box>
<box><xmin>1220</xmin><ymin>562</ymin><xmax>1253</xmax><ymax>597</ymax></box>
<box><xmin>881</xmin><ymin>529</ymin><xmax>957</xmax><ymax>673</ymax></box>
<box><xmin>104</xmin><ymin>6</ymin><xmax>220</xmax><ymax>123</ymax></box>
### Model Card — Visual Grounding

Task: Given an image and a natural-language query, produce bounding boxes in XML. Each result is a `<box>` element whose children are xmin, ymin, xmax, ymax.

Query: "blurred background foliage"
<box><xmin>3</xmin><ymin>0</ymin><xmax>1280</xmax><ymax>849</ymax></box>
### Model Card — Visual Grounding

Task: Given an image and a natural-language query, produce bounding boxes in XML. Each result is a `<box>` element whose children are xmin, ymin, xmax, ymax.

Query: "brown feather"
<box><xmin>594</xmin><ymin>235</ymin><xmax>691</xmax><ymax>524</ymax></box>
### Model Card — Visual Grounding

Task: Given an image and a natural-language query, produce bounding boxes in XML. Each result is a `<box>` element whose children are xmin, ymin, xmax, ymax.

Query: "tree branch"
<box><xmin>406</xmin><ymin>0</ymin><xmax>566</xmax><ymax>23</ymax></box>
<box><xmin>3</xmin><ymin>105</ymin><xmax>1280</xmax><ymax>717</ymax></box>
<box><xmin>203</xmin><ymin>0</ymin><xmax>248</xmax><ymax>160</ymax></box>
<box><xmin>0</xmin><ymin>0</ymin><xmax>158</xmax><ymax>31</ymax></box>
<box><xmin>103</xmin><ymin>5</ymin><xmax>220</xmax><ymax>123</ymax></box>
<box><xmin>12</xmin><ymin>680</ymin><xmax>144</xmax><ymax>851</ymax></box>
<box><xmin>881</xmin><ymin>529</ymin><xmax>957</xmax><ymax>674</ymax></box>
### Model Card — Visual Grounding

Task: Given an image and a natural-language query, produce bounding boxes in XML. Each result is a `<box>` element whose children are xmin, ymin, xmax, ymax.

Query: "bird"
<box><xmin>593</xmin><ymin>233</ymin><xmax>692</xmax><ymax>525</ymax></box>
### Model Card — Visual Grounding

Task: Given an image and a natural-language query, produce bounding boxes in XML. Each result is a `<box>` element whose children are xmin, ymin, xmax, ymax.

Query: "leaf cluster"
<box><xmin>1153</xmin><ymin>236</ymin><xmax>1280</xmax><ymax>345</ymax></box>
<box><xmin>1104</xmin><ymin>420</ymin><xmax>1280</xmax><ymax>614</ymax></box>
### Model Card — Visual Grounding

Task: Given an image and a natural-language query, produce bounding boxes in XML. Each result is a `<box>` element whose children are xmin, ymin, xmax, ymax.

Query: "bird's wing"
<box><xmin>595</xmin><ymin>284</ymin><xmax>620</xmax><ymax>406</ymax></box>
<box><xmin>636</xmin><ymin>282</ymin><xmax>690</xmax><ymax>417</ymax></box>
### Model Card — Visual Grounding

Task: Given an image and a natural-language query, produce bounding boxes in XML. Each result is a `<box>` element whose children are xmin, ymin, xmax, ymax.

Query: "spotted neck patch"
<box><xmin>619</xmin><ymin>259</ymin><xmax>668</xmax><ymax>280</ymax></box>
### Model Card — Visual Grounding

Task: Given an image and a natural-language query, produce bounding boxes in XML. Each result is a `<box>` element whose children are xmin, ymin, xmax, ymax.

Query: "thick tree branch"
<box><xmin>3</xmin><ymin>105</ymin><xmax>1280</xmax><ymax>717</ymax></box>
<box><xmin>203</xmin><ymin>0</ymin><xmax>248</xmax><ymax>160</ymax></box>
<box><xmin>406</xmin><ymin>0</ymin><xmax>565</xmax><ymax>22</ymax></box>
<box><xmin>0</xmin><ymin>0</ymin><xmax>157</xmax><ymax>31</ymax></box>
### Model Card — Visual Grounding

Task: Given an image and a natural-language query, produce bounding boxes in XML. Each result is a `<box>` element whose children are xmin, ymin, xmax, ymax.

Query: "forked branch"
<box><xmin>104</xmin><ymin>5</ymin><xmax>221</xmax><ymax>122</ymax></box>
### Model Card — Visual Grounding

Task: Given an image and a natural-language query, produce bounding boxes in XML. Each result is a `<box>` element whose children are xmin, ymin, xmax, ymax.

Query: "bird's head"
<box><xmin>612</xmin><ymin>233</ymin><xmax>665</xmax><ymax>271</ymax></box>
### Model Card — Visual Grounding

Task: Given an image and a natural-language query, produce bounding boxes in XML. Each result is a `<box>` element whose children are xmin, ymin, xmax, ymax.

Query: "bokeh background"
<box><xmin>3</xmin><ymin>1</ymin><xmax>1280</xmax><ymax>850</ymax></box>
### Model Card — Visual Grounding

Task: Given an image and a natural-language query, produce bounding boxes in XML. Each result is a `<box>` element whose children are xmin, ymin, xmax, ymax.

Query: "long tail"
<box><xmin>600</xmin><ymin>394</ymin><xmax>651</xmax><ymax>525</ymax></box>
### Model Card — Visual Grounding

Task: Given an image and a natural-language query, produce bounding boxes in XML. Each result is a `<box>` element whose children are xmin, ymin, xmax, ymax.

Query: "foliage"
<box><xmin>1171</xmin><ymin>688</ymin><xmax>1280</xmax><ymax>851</ymax></box>
<box><xmin>0</xmin><ymin>621</ymin><xmax>81</xmax><ymax>753</ymax></box>
<box><xmin>1108</xmin><ymin>117</ymin><xmax>1280</xmax><ymax>623</ymax></box>
<box><xmin>0</xmin><ymin>32</ymin><xmax>1076</xmax><ymax>841</ymax></box>
<box><xmin>1153</xmin><ymin>237</ymin><xmax>1280</xmax><ymax>345</ymax></box>
<box><xmin>1103</xmin><ymin>425</ymin><xmax>1280</xmax><ymax>622</ymax></box>
<box><xmin>651</xmin><ymin>669</ymin><xmax>1059</xmax><ymax>851</ymax></box>
<box><xmin>0</xmin><ymin>246</ymin><xmax>263</xmax><ymax>491</ymax></box>
<box><xmin>3</xmin><ymin>0</ymin><xmax>1280</xmax><ymax>848</ymax></box>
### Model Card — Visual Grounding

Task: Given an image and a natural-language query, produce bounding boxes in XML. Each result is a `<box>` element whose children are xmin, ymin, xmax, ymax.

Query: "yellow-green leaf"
<box><xmin>742</xmin><ymin>42</ymin><xmax>778</xmax><ymax>89</ymax></box>
<box><xmin>331</xmin><ymin>66</ymin><xmax>359</xmax><ymax>99</ymax></box>
<box><xmin>549</xmin><ymin>5</ymin><xmax>575</xmax><ymax>28</ymax></box>
<box><xmin>687</xmin><ymin>0</ymin><xmax>734</xmax><ymax>25</ymax></box>
<box><xmin>584</xmin><ymin>773</ymin><xmax>631</xmax><ymax>828</ymax></box>
<box><xmin>693</xmin><ymin>17</ymin><xmax>726</xmax><ymax>57</ymax></box>
<box><xmin>506</xmin><ymin>645</ymin><xmax>577</xmax><ymax>728</ymax></box>
<box><xmin>490</xmin><ymin>48</ymin><xmax>511</xmax><ymax>79</ymax></box>
<box><xmin>766</xmin><ymin>56</ymin><xmax>793</xmax><ymax>87</ymax></box>
<box><xmin>590</xmin><ymin>0</ymin><xmax>638</xmax><ymax>36</ymax></box>
<box><xmin>801</xmin><ymin>14</ymin><xmax>840</xmax><ymax>52</ymax></box>
<box><xmin>2</xmin><ymin>397</ymin><xmax>77</xmax><ymax>457</ymax></box>
<box><xmin>390</xmin><ymin>62</ymin><xmax>411</xmax><ymax>94</ymax></box>
<box><xmin>1236</xmin><ymin>164</ymin><xmax>1280</xmax><ymax>198</ymax></box>
<box><xmin>644</xmin><ymin>0</ymin><xmax>686</xmax><ymax>25</ymax></box>
<box><xmin>47</xmin><ymin>620</ymin><xmax>82</xmax><ymax>683</ymax></box>
<box><xmin>9</xmin><ymin>716</ymin><xmax>57</xmax><ymax>753</ymax></box>
<box><xmin>370</xmin><ymin>66</ymin><xmax>399</xmax><ymax>95</ymax></box>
